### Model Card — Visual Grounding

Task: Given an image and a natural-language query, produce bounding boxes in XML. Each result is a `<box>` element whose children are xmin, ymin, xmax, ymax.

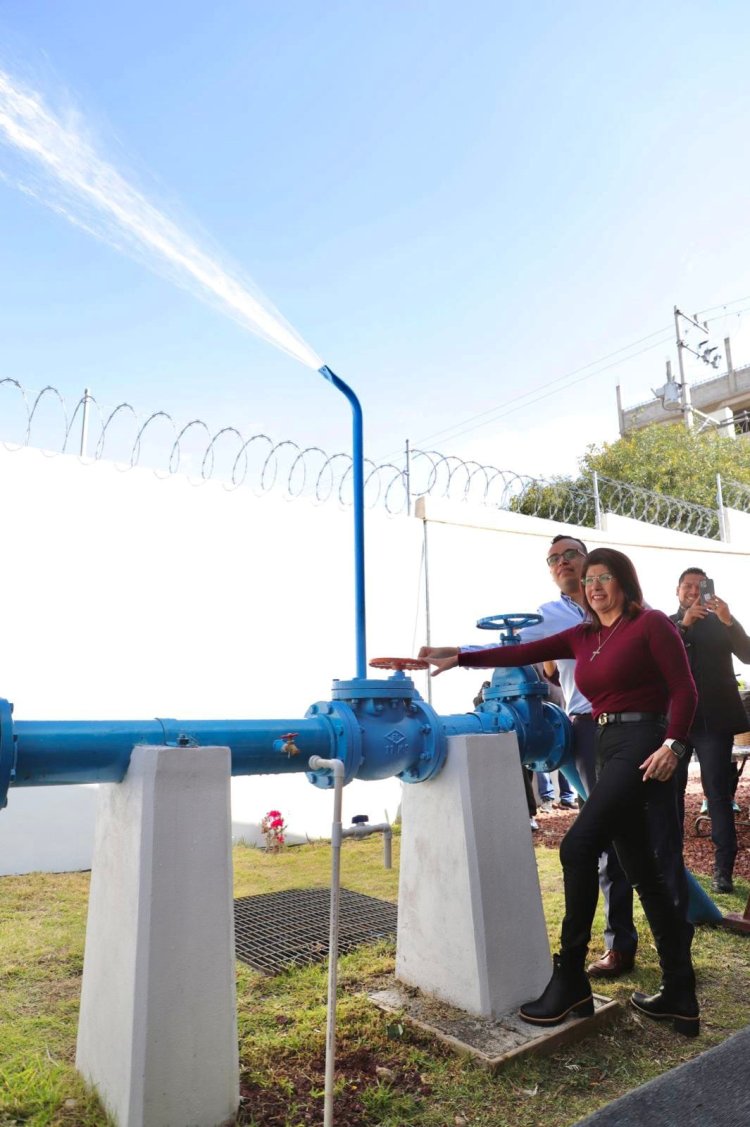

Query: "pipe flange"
<box><xmin>305</xmin><ymin>699</ymin><xmax>363</xmax><ymax>788</ymax></box>
<box><xmin>397</xmin><ymin>698</ymin><xmax>447</xmax><ymax>784</ymax></box>
<box><xmin>522</xmin><ymin>702</ymin><xmax>572</xmax><ymax>772</ymax></box>
<box><xmin>331</xmin><ymin>675</ymin><xmax>415</xmax><ymax>701</ymax></box>
<box><xmin>0</xmin><ymin>698</ymin><xmax>16</xmax><ymax>810</ymax></box>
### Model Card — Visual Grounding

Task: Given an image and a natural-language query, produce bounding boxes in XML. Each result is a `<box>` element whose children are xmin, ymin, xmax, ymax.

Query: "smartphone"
<box><xmin>699</xmin><ymin>577</ymin><xmax>715</xmax><ymax>605</ymax></box>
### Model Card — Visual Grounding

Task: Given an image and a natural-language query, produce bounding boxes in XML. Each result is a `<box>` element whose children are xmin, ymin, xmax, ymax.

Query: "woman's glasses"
<box><xmin>582</xmin><ymin>573</ymin><xmax>614</xmax><ymax>587</ymax></box>
<box><xmin>546</xmin><ymin>548</ymin><xmax>583</xmax><ymax>567</ymax></box>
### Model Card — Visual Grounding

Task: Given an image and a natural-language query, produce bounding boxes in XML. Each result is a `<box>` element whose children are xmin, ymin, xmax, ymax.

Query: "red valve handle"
<box><xmin>369</xmin><ymin>657</ymin><xmax>429</xmax><ymax>671</ymax></box>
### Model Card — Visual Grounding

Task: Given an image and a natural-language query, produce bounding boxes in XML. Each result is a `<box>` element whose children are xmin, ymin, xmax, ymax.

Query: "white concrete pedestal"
<box><xmin>396</xmin><ymin>733</ymin><xmax>551</xmax><ymax>1017</ymax></box>
<box><xmin>76</xmin><ymin>745</ymin><xmax>239</xmax><ymax>1127</ymax></box>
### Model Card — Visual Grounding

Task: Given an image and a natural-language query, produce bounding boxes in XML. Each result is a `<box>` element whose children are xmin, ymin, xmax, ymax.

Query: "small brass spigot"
<box><xmin>280</xmin><ymin>732</ymin><xmax>300</xmax><ymax>757</ymax></box>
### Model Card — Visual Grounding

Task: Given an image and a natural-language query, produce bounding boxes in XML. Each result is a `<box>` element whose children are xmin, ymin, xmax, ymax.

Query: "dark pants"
<box><xmin>675</xmin><ymin>730</ymin><xmax>738</xmax><ymax>876</ymax></box>
<box><xmin>571</xmin><ymin>714</ymin><xmax>638</xmax><ymax>957</ymax></box>
<box><xmin>559</xmin><ymin>720</ymin><xmax>694</xmax><ymax>983</ymax></box>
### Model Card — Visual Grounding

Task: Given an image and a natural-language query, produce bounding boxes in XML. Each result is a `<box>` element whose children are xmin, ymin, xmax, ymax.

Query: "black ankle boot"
<box><xmin>519</xmin><ymin>954</ymin><xmax>594</xmax><ymax>1027</ymax></box>
<box><xmin>711</xmin><ymin>869</ymin><xmax>734</xmax><ymax>894</ymax></box>
<box><xmin>630</xmin><ymin>982</ymin><xmax>700</xmax><ymax>1038</ymax></box>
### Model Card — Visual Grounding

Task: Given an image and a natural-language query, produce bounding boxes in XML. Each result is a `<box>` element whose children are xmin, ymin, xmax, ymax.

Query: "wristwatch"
<box><xmin>663</xmin><ymin>738</ymin><xmax>690</xmax><ymax>760</ymax></box>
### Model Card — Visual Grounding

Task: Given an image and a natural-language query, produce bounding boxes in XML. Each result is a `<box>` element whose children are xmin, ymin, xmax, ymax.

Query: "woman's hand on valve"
<box><xmin>417</xmin><ymin>645</ymin><xmax>459</xmax><ymax>677</ymax></box>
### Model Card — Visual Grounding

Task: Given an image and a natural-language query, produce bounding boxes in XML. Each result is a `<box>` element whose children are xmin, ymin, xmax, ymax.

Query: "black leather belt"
<box><xmin>597</xmin><ymin>712</ymin><xmax>666</xmax><ymax>726</ymax></box>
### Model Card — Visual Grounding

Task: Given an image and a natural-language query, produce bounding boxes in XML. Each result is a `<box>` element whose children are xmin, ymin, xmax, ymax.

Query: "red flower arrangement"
<box><xmin>260</xmin><ymin>809</ymin><xmax>287</xmax><ymax>853</ymax></box>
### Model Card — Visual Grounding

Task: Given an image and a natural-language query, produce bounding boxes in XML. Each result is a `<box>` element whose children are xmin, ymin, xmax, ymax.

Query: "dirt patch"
<box><xmin>534</xmin><ymin>780</ymin><xmax>750</xmax><ymax>881</ymax></box>
<box><xmin>238</xmin><ymin>1047</ymin><xmax>432</xmax><ymax>1125</ymax></box>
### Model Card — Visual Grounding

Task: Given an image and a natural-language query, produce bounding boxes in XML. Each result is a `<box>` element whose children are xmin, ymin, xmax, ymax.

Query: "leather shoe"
<box><xmin>587</xmin><ymin>949</ymin><xmax>635</xmax><ymax>978</ymax></box>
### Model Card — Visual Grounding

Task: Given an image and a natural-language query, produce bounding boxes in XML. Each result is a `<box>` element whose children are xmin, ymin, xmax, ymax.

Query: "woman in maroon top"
<box><xmin>422</xmin><ymin>548</ymin><xmax>700</xmax><ymax>1037</ymax></box>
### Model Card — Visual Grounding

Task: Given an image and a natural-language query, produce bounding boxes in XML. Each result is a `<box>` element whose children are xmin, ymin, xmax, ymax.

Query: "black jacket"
<box><xmin>670</xmin><ymin>608</ymin><xmax>750</xmax><ymax>734</ymax></box>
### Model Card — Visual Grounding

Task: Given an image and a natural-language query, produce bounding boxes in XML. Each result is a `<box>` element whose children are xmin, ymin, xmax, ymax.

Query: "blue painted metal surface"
<box><xmin>0</xmin><ymin>626</ymin><xmax>574</xmax><ymax>804</ymax></box>
<box><xmin>474</xmin><ymin>612</ymin><xmax>583</xmax><ymax>793</ymax></box>
<box><xmin>0</xmin><ymin>617</ymin><xmax>723</xmax><ymax>922</ymax></box>
<box><xmin>319</xmin><ymin>364</ymin><xmax>366</xmax><ymax>679</ymax></box>
<box><xmin>2</xmin><ymin>686</ymin><xmax>546</xmax><ymax>798</ymax></box>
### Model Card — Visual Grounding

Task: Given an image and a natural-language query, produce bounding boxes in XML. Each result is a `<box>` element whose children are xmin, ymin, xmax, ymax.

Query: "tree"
<box><xmin>581</xmin><ymin>423</ymin><xmax>750</xmax><ymax>507</ymax></box>
<box><xmin>512</xmin><ymin>422</ymin><xmax>750</xmax><ymax>531</ymax></box>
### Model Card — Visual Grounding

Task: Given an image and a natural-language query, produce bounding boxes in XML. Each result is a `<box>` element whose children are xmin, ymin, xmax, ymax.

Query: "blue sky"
<box><xmin>1</xmin><ymin>1</ymin><xmax>750</xmax><ymax>477</ymax></box>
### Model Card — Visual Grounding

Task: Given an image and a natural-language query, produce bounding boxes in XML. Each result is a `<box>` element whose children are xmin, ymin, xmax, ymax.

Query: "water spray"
<box><xmin>0</xmin><ymin>68</ymin><xmax>321</xmax><ymax>369</ymax></box>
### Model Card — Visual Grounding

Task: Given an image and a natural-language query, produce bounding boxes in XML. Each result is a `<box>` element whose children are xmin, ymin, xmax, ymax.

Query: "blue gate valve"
<box><xmin>473</xmin><ymin>612</ymin><xmax>582</xmax><ymax>795</ymax></box>
<box><xmin>0</xmin><ymin>620</ymin><xmax>728</xmax><ymax>922</ymax></box>
<box><xmin>0</xmin><ymin>624</ymin><xmax>576</xmax><ymax>806</ymax></box>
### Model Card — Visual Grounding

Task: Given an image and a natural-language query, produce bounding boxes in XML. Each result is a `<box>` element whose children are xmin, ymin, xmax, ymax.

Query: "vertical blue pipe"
<box><xmin>319</xmin><ymin>366</ymin><xmax>367</xmax><ymax>679</ymax></box>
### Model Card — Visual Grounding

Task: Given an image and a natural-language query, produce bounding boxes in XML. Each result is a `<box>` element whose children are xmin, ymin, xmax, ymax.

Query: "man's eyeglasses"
<box><xmin>582</xmin><ymin>573</ymin><xmax>614</xmax><ymax>587</ymax></box>
<box><xmin>546</xmin><ymin>548</ymin><xmax>584</xmax><ymax>567</ymax></box>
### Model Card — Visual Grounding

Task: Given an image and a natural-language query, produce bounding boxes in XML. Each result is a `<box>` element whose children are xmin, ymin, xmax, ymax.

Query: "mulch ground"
<box><xmin>534</xmin><ymin>778</ymin><xmax>750</xmax><ymax>882</ymax></box>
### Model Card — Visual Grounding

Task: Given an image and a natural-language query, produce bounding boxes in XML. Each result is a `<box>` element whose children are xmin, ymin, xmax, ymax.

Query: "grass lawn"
<box><xmin>1</xmin><ymin>833</ymin><xmax>749</xmax><ymax>1126</ymax></box>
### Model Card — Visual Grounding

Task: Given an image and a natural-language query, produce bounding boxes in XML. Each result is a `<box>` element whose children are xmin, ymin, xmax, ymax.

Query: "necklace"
<box><xmin>590</xmin><ymin>616</ymin><xmax>624</xmax><ymax>661</ymax></box>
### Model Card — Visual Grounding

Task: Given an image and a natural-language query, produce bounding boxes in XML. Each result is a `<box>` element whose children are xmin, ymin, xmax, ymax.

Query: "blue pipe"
<box><xmin>319</xmin><ymin>365</ymin><xmax>366</xmax><ymax>679</ymax></box>
<box><xmin>0</xmin><ymin>661</ymin><xmax>724</xmax><ymax>926</ymax></box>
<box><xmin>10</xmin><ymin>717</ymin><xmax>337</xmax><ymax>787</ymax></box>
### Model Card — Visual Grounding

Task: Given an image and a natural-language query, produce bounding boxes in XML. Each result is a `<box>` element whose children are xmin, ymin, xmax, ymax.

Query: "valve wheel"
<box><xmin>476</xmin><ymin>613</ymin><xmax>543</xmax><ymax>632</ymax></box>
<box><xmin>369</xmin><ymin>657</ymin><xmax>429</xmax><ymax>671</ymax></box>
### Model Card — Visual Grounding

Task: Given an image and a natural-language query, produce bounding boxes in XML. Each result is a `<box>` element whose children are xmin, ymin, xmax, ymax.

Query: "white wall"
<box><xmin>2</xmin><ymin>446</ymin><xmax>749</xmax><ymax>874</ymax></box>
<box><xmin>0</xmin><ymin>444</ymin><xmax>422</xmax><ymax>873</ymax></box>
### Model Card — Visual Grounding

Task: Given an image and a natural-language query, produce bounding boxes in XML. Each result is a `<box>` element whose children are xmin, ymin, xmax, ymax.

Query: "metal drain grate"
<box><xmin>234</xmin><ymin>887</ymin><xmax>398</xmax><ymax>975</ymax></box>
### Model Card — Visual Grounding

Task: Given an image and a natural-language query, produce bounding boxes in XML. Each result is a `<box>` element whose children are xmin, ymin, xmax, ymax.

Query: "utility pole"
<box><xmin>674</xmin><ymin>306</ymin><xmax>695</xmax><ymax>430</ymax></box>
<box><xmin>673</xmin><ymin>305</ymin><xmax>724</xmax><ymax>429</ymax></box>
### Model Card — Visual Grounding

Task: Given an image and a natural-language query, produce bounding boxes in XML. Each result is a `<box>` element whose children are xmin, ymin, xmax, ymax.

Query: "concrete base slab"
<box><xmin>370</xmin><ymin>982</ymin><xmax>620</xmax><ymax>1071</ymax></box>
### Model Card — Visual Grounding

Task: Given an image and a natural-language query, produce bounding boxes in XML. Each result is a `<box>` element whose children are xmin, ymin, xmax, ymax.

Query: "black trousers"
<box><xmin>675</xmin><ymin>730</ymin><xmax>738</xmax><ymax>876</ymax></box>
<box><xmin>572</xmin><ymin>714</ymin><xmax>638</xmax><ymax>957</ymax></box>
<box><xmin>559</xmin><ymin>720</ymin><xmax>694</xmax><ymax>983</ymax></box>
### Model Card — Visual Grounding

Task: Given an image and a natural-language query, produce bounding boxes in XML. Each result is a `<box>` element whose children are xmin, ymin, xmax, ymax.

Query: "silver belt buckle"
<box><xmin>597</xmin><ymin>714</ymin><xmax>608</xmax><ymax>726</ymax></box>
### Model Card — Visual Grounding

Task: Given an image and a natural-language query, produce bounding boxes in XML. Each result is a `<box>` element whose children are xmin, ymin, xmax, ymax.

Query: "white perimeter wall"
<box><xmin>1</xmin><ymin>445</ymin><xmax>749</xmax><ymax>874</ymax></box>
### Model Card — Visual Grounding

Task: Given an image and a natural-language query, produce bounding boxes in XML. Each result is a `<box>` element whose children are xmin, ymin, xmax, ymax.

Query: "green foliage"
<box><xmin>510</xmin><ymin>477</ymin><xmax>595</xmax><ymax>526</ymax></box>
<box><xmin>582</xmin><ymin>423</ymin><xmax>750</xmax><ymax>504</ymax></box>
<box><xmin>513</xmin><ymin>422</ymin><xmax>750</xmax><ymax>527</ymax></box>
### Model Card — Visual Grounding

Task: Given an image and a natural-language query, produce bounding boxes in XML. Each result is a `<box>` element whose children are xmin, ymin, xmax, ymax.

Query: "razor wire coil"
<box><xmin>1</xmin><ymin>378</ymin><xmax>749</xmax><ymax>538</ymax></box>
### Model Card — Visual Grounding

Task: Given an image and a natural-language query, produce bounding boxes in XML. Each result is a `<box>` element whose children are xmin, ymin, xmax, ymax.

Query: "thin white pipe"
<box><xmin>308</xmin><ymin>755</ymin><xmax>345</xmax><ymax>1127</ymax></box>
<box><xmin>341</xmin><ymin>822</ymin><xmax>392</xmax><ymax>868</ymax></box>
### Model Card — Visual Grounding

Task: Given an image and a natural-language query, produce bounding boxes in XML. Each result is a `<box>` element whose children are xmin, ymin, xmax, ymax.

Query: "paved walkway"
<box><xmin>575</xmin><ymin>1026</ymin><xmax>750</xmax><ymax>1127</ymax></box>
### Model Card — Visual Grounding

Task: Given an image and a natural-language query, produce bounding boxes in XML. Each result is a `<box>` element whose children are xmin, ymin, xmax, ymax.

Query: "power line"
<box><xmin>400</xmin><ymin>326</ymin><xmax>672</xmax><ymax>453</ymax></box>
<box><xmin>428</xmin><ymin>333</ymin><xmax>675</xmax><ymax>445</ymax></box>
<box><xmin>705</xmin><ymin>303</ymin><xmax>750</xmax><ymax>326</ymax></box>
<box><xmin>698</xmin><ymin>296</ymin><xmax>750</xmax><ymax>317</ymax></box>
<box><xmin>378</xmin><ymin>291</ymin><xmax>750</xmax><ymax>462</ymax></box>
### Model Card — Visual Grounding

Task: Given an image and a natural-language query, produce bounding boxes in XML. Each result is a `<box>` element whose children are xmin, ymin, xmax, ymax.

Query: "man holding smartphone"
<box><xmin>671</xmin><ymin>567</ymin><xmax>750</xmax><ymax>893</ymax></box>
